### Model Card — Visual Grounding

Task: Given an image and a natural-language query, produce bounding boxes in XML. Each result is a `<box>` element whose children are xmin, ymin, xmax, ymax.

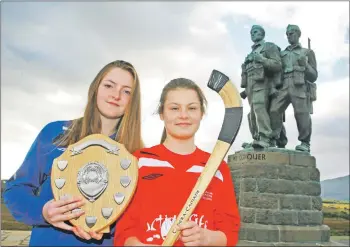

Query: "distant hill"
<box><xmin>321</xmin><ymin>175</ymin><xmax>350</xmax><ymax>201</ymax></box>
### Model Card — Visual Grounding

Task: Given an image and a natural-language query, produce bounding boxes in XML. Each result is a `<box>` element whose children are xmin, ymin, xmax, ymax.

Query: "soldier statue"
<box><xmin>240</xmin><ymin>25</ymin><xmax>283</xmax><ymax>148</ymax></box>
<box><xmin>270</xmin><ymin>24</ymin><xmax>318</xmax><ymax>153</ymax></box>
<box><xmin>240</xmin><ymin>90</ymin><xmax>288</xmax><ymax>149</ymax></box>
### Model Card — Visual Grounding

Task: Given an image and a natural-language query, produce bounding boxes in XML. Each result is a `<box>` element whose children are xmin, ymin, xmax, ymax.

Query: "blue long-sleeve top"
<box><xmin>3</xmin><ymin>120</ymin><xmax>116</xmax><ymax>246</ymax></box>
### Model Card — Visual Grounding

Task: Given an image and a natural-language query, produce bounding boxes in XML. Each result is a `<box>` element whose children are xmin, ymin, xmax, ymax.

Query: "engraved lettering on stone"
<box><xmin>55</xmin><ymin>178</ymin><xmax>66</xmax><ymax>189</ymax></box>
<box><xmin>71</xmin><ymin>139</ymin><xmax>120</xmax><ymax>156</ymax></box>
<box><xmin>232</xmin><ymin>153</ymin><xmax>267</xmax><ymax>162</ymax></box>
<box><xmin>57</xmin><ymin>160</ymin><xmax>68</xmax><ymax>171</ymax></box>
<box><xmin>114</xmin><ymin>192</ymin><xmax>125</xmax><ymax>205</ymax></box>
<box><xmin>102</xmin><ymin>208</ymin><xmax>113</xmax><ymax>219</ymax></box>
<box><xmin>86</xmin><ymin>216</ymin><xmax>97</xmax><ymax>228</ymax></box>
<box><xmin>77</xmin><ymin>162</ymin><xmax>108</xmax><ymax>202</ymax></box>
<box><xmin>120</xmin><ymin>158</ymin><xmax>131</xmax><ymax>170</ymax></box>
<box><xmin>120</xmin><ymin>176</ymin><xmax>131</xmax><ymax>188</ymax></box>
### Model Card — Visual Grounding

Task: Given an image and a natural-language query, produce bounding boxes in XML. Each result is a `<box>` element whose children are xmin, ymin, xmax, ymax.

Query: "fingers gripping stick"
<box><xmin>162</xmin><ymin>70</ymin><xmax>243</xmax><ymax>246</ymax></box>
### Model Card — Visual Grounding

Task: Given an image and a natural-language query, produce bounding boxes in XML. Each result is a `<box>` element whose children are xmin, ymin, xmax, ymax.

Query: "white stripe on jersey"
<box><xmin>186</xmin><ymin>165</ymin><xmax>224</xmax><ymax>182</ymax></box>
<box><xmin>138</xmin><ymin>157</ymin><xmax>175</xmax><ymax>169</ymax></box>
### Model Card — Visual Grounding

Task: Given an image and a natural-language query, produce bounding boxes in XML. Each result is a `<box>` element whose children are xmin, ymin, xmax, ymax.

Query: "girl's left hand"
<box><xmin>72</xmin><ymin>226</ymin><xmax>103</xmax><ymax>241</ymax></box>
<box><xmin>177</xmin><ymin>221</ymin><xmax>209</xmax><ymax>246</ymax></box>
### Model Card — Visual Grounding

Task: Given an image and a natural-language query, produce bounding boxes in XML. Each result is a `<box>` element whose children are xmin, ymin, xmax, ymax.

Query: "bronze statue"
<box><xmin>240</xmin><ymin>25</ymin><xmax>283</xmax><ymax>148</ymax></box>
<box><xmin>270</xmin><ymin>24</ymin><xmax>318</xmax><ymax>153</ymax></box>
<box><xmin>240</xmin><ymin>89</ymin><xmax>288</xmax><ymax>149</ymax></box>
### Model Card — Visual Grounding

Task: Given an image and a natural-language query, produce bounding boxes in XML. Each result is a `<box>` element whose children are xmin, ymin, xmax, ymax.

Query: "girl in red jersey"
<box><xmin>114</xmin><ymin>78</ymin><xmax>240</xmax><ymax>246</ymax></box>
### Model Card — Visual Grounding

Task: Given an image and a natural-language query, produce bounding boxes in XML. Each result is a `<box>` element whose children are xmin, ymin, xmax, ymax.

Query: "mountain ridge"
<box><xmin>321</xmin><ymin>174</ymin><xmax>349</xmax><ymax>201</ymax></box>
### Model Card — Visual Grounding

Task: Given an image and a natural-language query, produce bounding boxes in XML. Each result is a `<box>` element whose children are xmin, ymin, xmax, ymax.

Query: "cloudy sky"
<box><xmin>1</xmin><ymin>2</ymin><xmax>349</xmax><ymax>181</ymax></box>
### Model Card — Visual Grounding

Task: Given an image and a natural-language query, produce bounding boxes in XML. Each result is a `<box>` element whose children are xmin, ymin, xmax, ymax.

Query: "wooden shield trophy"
<box><xmin>51</xmin><ymin>134</ymin><xmax>138</xmax><ymax>233</ymax></box>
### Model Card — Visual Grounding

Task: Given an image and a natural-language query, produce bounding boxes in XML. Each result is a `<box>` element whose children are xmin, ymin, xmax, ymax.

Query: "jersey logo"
<box><xmin>138</xmin><ymin>158</ymin><xmax>174</xmax><ymax>169</ymax></box>
<box><xmin>186</xmin><ymin>165</ymin><xmax>224</xmax><ymax>182</ymax></box>
<box><xmin>202</xmin><ymin>191</ymin><xmax>213</xmax><ymax>201</ymax></box>
<box><xmin>145</xmin><ymin>214</ymin><xmax>208</xmax><ymax>243</ymax></box>
<box><xmin>142</xmin><ymin>173</ymin><xmax>163</xmax><ymax>180</ymax></box>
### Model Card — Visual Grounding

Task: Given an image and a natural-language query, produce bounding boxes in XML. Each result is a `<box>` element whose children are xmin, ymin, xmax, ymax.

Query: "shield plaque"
<box><xmin>51</xmin><ymin>134</ymin><xmax>138</xmax><ymax>233</ymax></box>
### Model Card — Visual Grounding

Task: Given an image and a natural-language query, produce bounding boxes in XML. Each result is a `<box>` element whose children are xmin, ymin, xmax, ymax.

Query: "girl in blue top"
<box><xmin>3</xmin><ymin>60</ymin><xmax>144</xmax><ymax>246</ymax></box>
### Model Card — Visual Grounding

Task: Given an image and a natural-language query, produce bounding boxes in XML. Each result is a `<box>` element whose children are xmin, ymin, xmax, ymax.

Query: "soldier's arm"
<box><xmin>240</xmin><ymin>63</ymin><xmax>247</xmax><ymax>88</ymax></box>
<box><xmin>306</xmin><ymin>49</ymin><xmax>318</xmax><ymax>83</ymax></box>
<box><xmin>261</xmin><ymin>43</ymin><xmax>282</xmax><ymax>73</ymax></box>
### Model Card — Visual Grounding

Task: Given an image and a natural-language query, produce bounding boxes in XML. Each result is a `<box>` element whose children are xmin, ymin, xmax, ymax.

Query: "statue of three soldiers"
<box><xmin>241</xmin><ymin>24</ymin><xmax>318</xmax><ymax>153</ymax></box>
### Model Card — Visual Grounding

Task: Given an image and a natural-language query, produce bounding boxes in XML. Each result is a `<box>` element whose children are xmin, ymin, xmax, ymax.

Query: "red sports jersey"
<box><xmin>114</xmin><ymin>144</ymin><xmax>240</xmax><ymax>246</ymax></box>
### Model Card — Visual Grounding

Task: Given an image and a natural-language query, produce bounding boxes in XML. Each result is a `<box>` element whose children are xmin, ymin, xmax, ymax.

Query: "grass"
<box><xmin>324</xmin><ymin>217</ymin><xmax>350</xmax><ymax>236</ymax></box>
<box><xmin>330</xmin><ymin>236</ymin><xmax>350</xmax><ymax>240</ymax></box>
<box><xmin>323</xmin><ymin>201</ymin><xmax>350</xmax><ymax>221</ymax></box>
<box><xmin>323</xmin><ymin>202</ymin><xmax>350</xmax><ymax>211</ymax></box>
<box><xmin>321</xmin><ymin>200</ymin><xmax>349</xmax><ymax>236</ymax></box>
<box><xmin>1</xmin><ymin>203</ymin><xmax>32</xmax><ymax>231</ymax></box>
<box><xmin>323</xmin><ymin>199</ymin><xmax>350</xmax><ymax>204</ymax></box>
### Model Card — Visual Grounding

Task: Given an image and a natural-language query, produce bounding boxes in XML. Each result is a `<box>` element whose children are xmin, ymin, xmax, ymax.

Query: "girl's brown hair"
<box><xmin>55</xmin><ymin>60</ymin><xmax>144</xmax><ymax>153</ymax></box>
<box><xmin>157</xmin><ymin>78</ymin><xmax>208</xmax><ymax>143</ymax></box>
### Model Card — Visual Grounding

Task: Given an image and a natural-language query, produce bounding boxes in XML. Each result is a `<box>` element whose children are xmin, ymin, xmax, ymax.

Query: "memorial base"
<box><xmin>228</xmin><ymin>148</ymin><xmax>337</xmax><ymax>246</ymax></box>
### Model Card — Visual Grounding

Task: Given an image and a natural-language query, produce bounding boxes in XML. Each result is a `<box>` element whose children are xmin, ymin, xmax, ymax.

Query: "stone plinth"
<box><xmin>228</xmin><ymin>148</ymin><xmax>334</xmax><ymax>246</ymax></box>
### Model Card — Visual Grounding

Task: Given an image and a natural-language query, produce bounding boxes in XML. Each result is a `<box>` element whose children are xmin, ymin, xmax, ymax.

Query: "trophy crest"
<box><xmin>51</xmin><ymin>134</ymin><xmax>138</xmax><ymax>233</ymax></box>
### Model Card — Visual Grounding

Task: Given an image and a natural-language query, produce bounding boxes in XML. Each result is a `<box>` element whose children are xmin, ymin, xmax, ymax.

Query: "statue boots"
<box><xmin>295</xmin><ymin>142</ymin><xmax>310</xmax><ymax>153</ymax></box>
<box><xmin>277</xmin><ymin>142</ymin><xmax>286</xmax><ymax>149</ymax></box>
<box><xmin>269</xmin><ymin>139</ymin><xmax>286</xmax><ymax>148</ymax></box>
<box><xmin>276</xmin><ymin>137</ymin><xmax>286</xmax><ymax>148</ymax></box>
<box><xmin>252</xmin><ymin>136</ymin><xmax>270</xmax><ymax>149</ymax></box>
<box><xmin>269</xmin><ymin>139</ymin><xmax>277</xmax><ymax>147</ymax></box>
<box><xmin>242</xmin><ymin>142</ymin><xmax>253</xmax><ymax>149</ymax></box>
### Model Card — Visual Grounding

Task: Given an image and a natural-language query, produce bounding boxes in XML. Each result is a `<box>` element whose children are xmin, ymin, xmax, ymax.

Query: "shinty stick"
<box><xmin>162</xmin><ymin>70</ymin><xmax>243</xmax><ymax>246</ymax></box>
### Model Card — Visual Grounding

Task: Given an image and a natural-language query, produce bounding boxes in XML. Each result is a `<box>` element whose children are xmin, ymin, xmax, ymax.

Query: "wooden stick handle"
<box><xmin>162</xmin><ymin>70</ymin><xmax>242</xmax><ymax>246</ymax></box>
<box><xmin>162</xmin><ymin>141</ymin><xmax>230</xmax><ymax>246</ymax></box>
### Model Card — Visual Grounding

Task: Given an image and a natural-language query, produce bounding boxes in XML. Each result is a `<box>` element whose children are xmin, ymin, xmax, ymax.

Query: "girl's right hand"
<box><xmin>42</xmin><ymin>196</ymin><xmax>86</xmax><ymax>231</ymax></box>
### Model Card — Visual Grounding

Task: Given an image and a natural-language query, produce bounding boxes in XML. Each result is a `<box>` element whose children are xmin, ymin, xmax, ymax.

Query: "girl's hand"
<box><xmin>42</xmin><ymin>196</ymin><xmax>86</xmax><ymax>231</ymax></box>
<box><xmin>43</xmin><ymin>196</ymin><xmax>104</xmax><ymax>240</ymax></box>
<box><xmin>177</xmin><ymin>221</ymin><xmax>209</xmax><ymax>246</ymax></box>
<box><xmin>72</xmin><ymin>226</ymin><xmax>103</xmax><ymax>241</ymax></box>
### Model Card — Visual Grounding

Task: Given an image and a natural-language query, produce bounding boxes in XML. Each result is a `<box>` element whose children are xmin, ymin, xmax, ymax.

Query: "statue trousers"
<box><xmin>247</xmin><ymin>99</ymin><xmax>288</xmax><ymax>146</ymax></box>
<box><xmin>269</xmin><ymin>76</ymin><xmax>312</xmax><ymax>144</ymax></box>
<box><xmin>247</xmin><ymin>87</ymin><xmax>272</xmax><ymax>140</ymax></box>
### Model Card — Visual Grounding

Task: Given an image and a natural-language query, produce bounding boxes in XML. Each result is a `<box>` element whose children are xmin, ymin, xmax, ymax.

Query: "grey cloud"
<box><xmin>313</xmin><ymin>116</ymin><xmax>349</xmax><ymax>140</ymax></box>
<box><xmin>2</xmin><ymin>2</ymin><xmax>197</xmax><ymax>79</ymax></box>
<box><xmin>1</xmin><ymin>2</ymin><xmax>348</xmax><ymax>181</ymax></box>
<box><xmin>3</xmin><ymin>1</ymin><xmax>234</xmax><ymax>99</ymax></box>
<box><xmin>1</xmin><ymin>2</ymin><xmax>207</xmax><ymax>160</ymax></box>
